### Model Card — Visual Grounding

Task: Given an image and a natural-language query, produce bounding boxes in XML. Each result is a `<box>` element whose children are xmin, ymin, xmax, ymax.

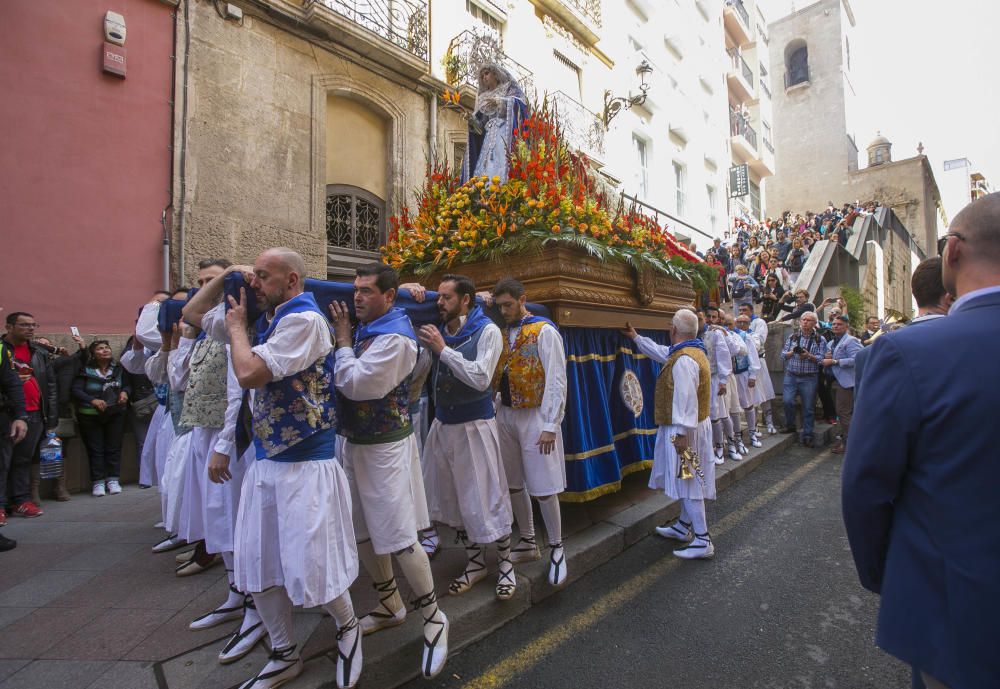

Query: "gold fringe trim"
<box><xmin>564</xmin><ymin>427</ymin><xmax>657</xmax><ymax>460</ymax></box>
<box><xmin>566</xmin><ymin>346</ymin><xmax>650</xmax><ymax>363</ymax></box>
<box><xmin>558</xmin><ymin>460</ymin><xmax>653</xmax><ymax>503</ymax></box>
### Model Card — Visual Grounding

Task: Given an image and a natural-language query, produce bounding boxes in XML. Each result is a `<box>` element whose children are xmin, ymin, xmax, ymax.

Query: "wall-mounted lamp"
<box><xmin>603</xmin><ymin>60</ymin><xmax>653</xmax><ymax>127</ymax></box>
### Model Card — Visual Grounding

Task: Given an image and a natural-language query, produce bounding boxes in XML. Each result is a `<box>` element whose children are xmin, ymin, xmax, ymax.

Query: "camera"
<box><xmin>793</xmin><ymin>345</ymin><xmax>805</xmax><ymax>354</ymax></box>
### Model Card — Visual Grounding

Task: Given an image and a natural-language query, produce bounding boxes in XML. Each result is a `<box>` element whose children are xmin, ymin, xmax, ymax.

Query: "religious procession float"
<box><xmin>377</xmin><ymin>64</ymin><xmax>717</xmax><ymax>501</ymax></box>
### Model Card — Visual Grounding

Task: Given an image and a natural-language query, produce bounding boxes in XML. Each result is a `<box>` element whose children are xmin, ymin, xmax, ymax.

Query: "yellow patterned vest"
<box><xmin>179</xmin><ymin>337</ymin><xmax>229</xmax><ymax>429</ymax></box>
<box><xmin>496</xmin><ymin>320</ymin><xmax>547</xmax><ymax>409</ymax></box>
<box><xmin>654</xmin><ymin>347</ymin><xmax>711</xmax><ymax>426</ymax></box>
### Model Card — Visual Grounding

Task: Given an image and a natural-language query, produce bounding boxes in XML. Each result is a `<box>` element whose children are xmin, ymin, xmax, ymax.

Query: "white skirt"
<box><xmin>734</xmin><ymin>372</ymin><xmax>754</xmax><ymax>409</ymax></box>
<box><xmin>726</xmin><ymin>374</ymin><xmax>742</xmax><ymax>414</ymax></box>
<box><xmin>422</xmin><ymin>418</ymin><xmax>512</xmax><ymax>544</ymax></box>
<box><xmin>162</xmin><ymin>431</ymin><xmax>193</xmax><ymax>534</ymax></box>
<box><xmin>234</xmin><ymin>457</ymin><xmax>359</xmax><ymax>608</ymax></box>
<box><xmin>497</xmin><ymin>405</ymin><xmax>566</xmax><ymax>497</ymax></box>
<box><xmin>649</xmin><ymin>420</ymin><xmax>717</xmax><ymax>500</ymax></box>
<box><xmin>753</xmin><ymin>356</ymin><xmax>776</xmax><ymax>403</ymax></box>
<box><xmin>341</xmin><ymin>434</ymin><xmax>430</xmax><ymax>555</ymax></box>
<box><xmin>203</xmin><ymin>445</ymin><xmax>253</xmax><ymax>555</ymax></box>
<box><xmin>139</xmin><ymin>404</ymin><xmax>168</xmax><ymax>487</ymax></box>
<box><xmin>710</xmin><ymin>374</ymin><xmax>728</xmax><ymax>421</ymax></box>
<box><xmin>177</xmin><ymin>427</ymin><xmax>219</xmax><ymax>544</ymax></box>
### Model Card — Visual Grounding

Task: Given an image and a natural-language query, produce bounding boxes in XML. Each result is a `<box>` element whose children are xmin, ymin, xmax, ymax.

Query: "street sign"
<box><xmin>729</xmin><ymin>164</ymin><xmax>749</xmax><ymax>198</ymax></box>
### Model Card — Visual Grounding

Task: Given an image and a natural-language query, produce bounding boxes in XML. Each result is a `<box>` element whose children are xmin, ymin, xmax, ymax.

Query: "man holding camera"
<box><xmin>780</xmin><ymin>312</ymin><xmax>825</xmax><ymax>447</ymax></box>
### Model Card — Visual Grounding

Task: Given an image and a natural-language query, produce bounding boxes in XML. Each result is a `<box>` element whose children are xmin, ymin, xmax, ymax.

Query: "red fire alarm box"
<box><xmin>102</xmin><ymin>42</ymin><xmax>126</xmax><ymax>78</ymax></box>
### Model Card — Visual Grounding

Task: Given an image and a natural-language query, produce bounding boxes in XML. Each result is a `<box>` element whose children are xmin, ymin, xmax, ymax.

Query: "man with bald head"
<box><xmin>779</xmin><ymin>311</ymin><xmax>826</xmax><ymax>447</ymax></box>
<box><xmin>843</xmin><ymin>193</ymin><xmax>1000</xmax><ymax>689</ymax></box>
<box><xmin>221</xmin><ymin>248</ymin><xmax>363</xmax><ymax>689</ymax></box>
<box><xmin>625</xmin><ymin>309</ymin><xmax>717</xmax><ymax>559</ymax></box>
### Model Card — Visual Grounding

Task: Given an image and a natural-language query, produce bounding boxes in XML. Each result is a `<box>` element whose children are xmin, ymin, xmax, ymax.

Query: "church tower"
<box><xmin>765</xmin><ymin>0</ymin><xmax>858</xmax><ymax>214</ymax></box>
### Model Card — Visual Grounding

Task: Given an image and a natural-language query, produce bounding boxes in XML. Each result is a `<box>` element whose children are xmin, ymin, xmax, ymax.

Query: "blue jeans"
<box><xmin>783</xmin><ymin>372</ymin><xmax>818</xmax><ymax>438</ymax></box>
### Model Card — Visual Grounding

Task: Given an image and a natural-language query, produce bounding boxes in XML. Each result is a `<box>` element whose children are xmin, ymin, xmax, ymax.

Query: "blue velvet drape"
<box><xmin>559</xmin><ymin>327</ymin><xmax>669</xmax><ymax>501</ymax></box>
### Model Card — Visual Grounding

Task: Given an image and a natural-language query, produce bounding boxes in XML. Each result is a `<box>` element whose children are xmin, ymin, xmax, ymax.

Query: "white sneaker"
<box><xmin>548</xmin><ymin>543</ymin><xmax>567</xmax><ymax>588</ymax></box>
<box><xmin>735</xmin><ymin>437</ymin><xmax>749</xmax><ymax>455</ymax></box>
<box><xmin>92</xmin><ymin>482</ymin><xmax>106</xmax><ymax>497</ymax></box>
<box><xmin>767</xmin><ymin>423</ymin><xmax>777</xmax><ymax>435</ymax></box>
<box><xmin>106</xmin><ymin>479</ymin><xmax>122</xmax><ymax>495</ymax></box>
<box><xmin>673</xmin><ymin>536</ymin><xmax>715</xmax><ymax>560</ymax></box>
<box><xmin>750</xmin><ymin>432</ymin><xmax>763</xmax><ymax>448</ymax></box>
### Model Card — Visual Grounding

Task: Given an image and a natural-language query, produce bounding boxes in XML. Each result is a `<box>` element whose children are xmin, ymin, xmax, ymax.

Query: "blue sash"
<box><xmin>355</xmin><ymin>307</ymin><xmax>417</xmax><ymax>345</ymax></box>
<box><xmin>442</xmin><ymin>305</ymin><xmax>493</xmax><ymax>347</ymax></box>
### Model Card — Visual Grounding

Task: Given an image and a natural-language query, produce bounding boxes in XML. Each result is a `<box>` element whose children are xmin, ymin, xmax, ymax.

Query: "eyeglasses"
<box><xmin>14</xmin><ymin>322</ymin><xmax>39</xmax><ymax>329</ymax></box>
<box><xmin>937</xmin><ymin>231</ymin><xmax>966</xmax><ymax>255</ymax></box>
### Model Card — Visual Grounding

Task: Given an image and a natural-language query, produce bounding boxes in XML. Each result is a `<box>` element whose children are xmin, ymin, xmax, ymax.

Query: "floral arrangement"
<box><xmin>382</xmin><ymin>97</ymin><xmax>717</xmax><ymax>292</ymax></box>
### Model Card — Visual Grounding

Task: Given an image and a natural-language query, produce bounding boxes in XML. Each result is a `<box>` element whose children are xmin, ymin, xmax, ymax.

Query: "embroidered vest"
<box><xmin>497</xmin><ymin>320</ymin><xmax>547</xmax><ymax>409</ymax></box>
<box><xmin>732</xmin><ymin>330</ymin><xmax>750</xmax><ymax>375</ymax></box>
<box><xmin>252</xmin><ymin>294</ymin><xmax>339</xmax><ymax>461</ymax></box>
<box><xmin>703</xmin><ymin>329</ymin><xmax>718</xmax><ymax>376</ymax></box>
<box><xmin>653</xmin><ymin>348</ymin><xmax>711</xmax><ymax>426</ymax></box>
<box><xmin>179</xmin><ymin>337</ymin><xmax>229</xmax><ymax>429</ymax></box>
<box><xmin>433</xmin><ymin>323</ymin><xmax>496</xmax><ymax>424</ymax></box>
<box><xmin>338</xmin><ymin>336</ymin><xmax>413</xmax><ymax>445</ymax></box>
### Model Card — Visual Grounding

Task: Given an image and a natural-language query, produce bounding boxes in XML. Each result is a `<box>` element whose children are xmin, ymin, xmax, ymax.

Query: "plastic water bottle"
<box><xmin>39</xmin><ymin>432</ymin><xmax>63</xmax><ymax>479</ymax></box>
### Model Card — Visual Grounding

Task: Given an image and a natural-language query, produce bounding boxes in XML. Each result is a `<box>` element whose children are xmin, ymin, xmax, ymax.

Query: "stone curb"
<box><xmin>304</xmin><ymin>424</ymin><xmax>836</xmax><ymax>689</ymax></box>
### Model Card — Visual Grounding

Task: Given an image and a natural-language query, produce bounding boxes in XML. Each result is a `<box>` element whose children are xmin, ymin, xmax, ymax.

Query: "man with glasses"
<box><xmin>844</xmin><ymin>193</ymin><xmax>1000</xmax><ymax>689</ymax></box>
<box><xmin>0</xmin><ymin>313</ymin><xmax>57</xmax><ymax>521</ymax></box>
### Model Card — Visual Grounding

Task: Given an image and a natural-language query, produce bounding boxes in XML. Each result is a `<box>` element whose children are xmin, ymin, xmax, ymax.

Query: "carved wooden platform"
<box><xmin>417</xmin><ymin>245</ymin><xmax>696</xmax><ymax>329</ymax></box>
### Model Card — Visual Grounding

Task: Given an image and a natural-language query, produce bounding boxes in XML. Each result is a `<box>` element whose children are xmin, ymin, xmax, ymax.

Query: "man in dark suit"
<box><xmin>853</xmin><ymin>256</ymin><xmax>953</xmax><ymax>399</ymax></box>
<box><xmin>842</xmin><ymin>193</ymin><xmax>1000</xmax><ymax>689</ymax></box>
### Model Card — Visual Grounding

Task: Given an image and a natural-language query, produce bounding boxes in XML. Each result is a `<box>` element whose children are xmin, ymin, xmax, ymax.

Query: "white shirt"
<box><xmin>438</xmin><ymin>321</ymin><xmax>502</xmax><ymax>393</ymax></box>
<box><xmin>632</xmin><ymin>335</ymin><xmax>669</xmax><ymax>364</ymax></box>
<box><xmin>167</xmin><ymin>337</ymin><xmax>195</xmax><ymax>392</ymax></box>
<box><xmin>506</xmin><ymin>322</ymin><xmax>567</xmax><ymax>433</ymax></box>
<box><xmin>201</xmin><ymin>302</ymin><xmax>230</xmax><ymax>344</ymax></box>
<box><xmin>334</xmin><ymin>333</ymin><xmax>417</xmax><ymax>401</ymax></box>
<box><xmin>135</xmin><ymin>303</ymin><xmax>162</xmax><ymax>351</ymax></box>
<box><xmin>213</xmin><ymin>348</ymin><xmax>242</xmax><ymax>457</ymax></box>
<box><xmin>144</xmin><ymin>349</ymin><xmax>169</xmax><ymax>385</ymax></box>
<box><xmin>748</xmin><ymin>317</ymin><xmax>768</xmax><ymax>351</ymax></box>
<box><xmin>251</xmin><ymin>308</ymin><xmax>332</xmax><ymax>382</ymax></box>
<box><xmin>120</xmin><ymin>347</ymin><xmax>151</xmax><ymax>375</ymax></box>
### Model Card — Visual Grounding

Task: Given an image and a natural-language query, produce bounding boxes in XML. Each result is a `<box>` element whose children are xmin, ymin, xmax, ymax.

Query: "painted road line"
<box><xmin>460</xmin><ymin>451</ymin><xmax>833</xmax><ymax>689</ymax></box>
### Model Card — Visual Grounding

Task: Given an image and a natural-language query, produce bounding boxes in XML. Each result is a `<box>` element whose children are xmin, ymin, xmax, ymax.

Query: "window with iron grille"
<box><xmin>326</xmin><ymin>184</ymin><xmax>386</xmax><ymax>255</ymax></box>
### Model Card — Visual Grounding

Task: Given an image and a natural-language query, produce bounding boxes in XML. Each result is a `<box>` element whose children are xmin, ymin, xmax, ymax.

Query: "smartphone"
<box><xmin>70</xmin><ymin>326</ymin><xmax>80</xmax><ymax>338</ymax></box>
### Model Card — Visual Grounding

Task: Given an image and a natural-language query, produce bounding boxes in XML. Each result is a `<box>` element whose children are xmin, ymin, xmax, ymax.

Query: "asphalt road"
<box><xmin>403</xmin><ymin>446</ymin><xmax>911</xmax><ymax>689</ymax></box>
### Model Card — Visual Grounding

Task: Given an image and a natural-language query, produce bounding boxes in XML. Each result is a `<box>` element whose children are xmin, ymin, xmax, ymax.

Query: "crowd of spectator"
<box><xmin>0</xmin><ymin>299</ymin><xmax>170</xmax><ymax>550</ymax></box>
<box><xmin>694</xmin><ymin>201</ymin><xmax>881</xmax><ymax>321</ymax></box>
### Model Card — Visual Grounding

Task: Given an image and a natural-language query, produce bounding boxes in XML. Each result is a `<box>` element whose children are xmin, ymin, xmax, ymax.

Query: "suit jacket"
<box><xmin>853</xmin><ymin>315</ymin><xmax>945</xmax><ymax>399</ymax></box>
<box><xmin>824</xmin><ymin>334</ymin><xmax>861</xmax><ymax>388</ymax></box>
<box><xmin>841</xmin><ymin>290</ymin><xmax>1000</xmax><ymax>688</ymax></box>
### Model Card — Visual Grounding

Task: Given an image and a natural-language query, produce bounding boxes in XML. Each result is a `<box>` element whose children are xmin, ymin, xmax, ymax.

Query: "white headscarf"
<box><xmin>474</xmin><ymin>62</ymin><xmax>523</xmax><ymax>118</ymax></box>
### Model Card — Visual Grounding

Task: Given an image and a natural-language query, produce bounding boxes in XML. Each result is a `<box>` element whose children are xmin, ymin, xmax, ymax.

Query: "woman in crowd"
<box><xmin>784</xmin><ymin>236</ymin><xmax>810</xmax><ymax>288</ymax></box>
<box><xmin>750</xmin><ymin>249</ymin><xmax>771</xmax><ymax>283</ymax></box>
<box><xmin>71</xmin><ymin>340</ymin><xmax>130</xmax><ymax>497</ymax></box>
<box><xmin>745</xmin><ymin>235</ymin><xmax>763</xmax><ymax>262</ymax></box>
<box><xmin>759</xmin><ymin>273</ymin><xmax>786</xmax><ymax>322</ymax></box>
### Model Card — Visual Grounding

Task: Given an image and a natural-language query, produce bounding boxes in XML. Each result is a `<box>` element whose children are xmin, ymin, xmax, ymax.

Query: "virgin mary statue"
<box><xmin>460</xmin><ymin>62</ymin><xmax>528</xmax><ymax>184</ymax></box>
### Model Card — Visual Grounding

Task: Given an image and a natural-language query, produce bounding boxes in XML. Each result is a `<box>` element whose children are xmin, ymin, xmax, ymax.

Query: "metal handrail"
<box><xmin>729</xmin><ymin>50</ymin><xmax>753</xmax><ymax>86</ymax></box>
<box><xmin>729</xmin><ymin>110</ymin><xmax>758</xmax><ymax>150</ymax></box>
<box><xmin>622</xmin><ymin>193</ymin><xmax>715</xmax><ymax>242</ymax></box>
<box><xmin>446</xmin><ymin>30</ymin><xmax>534</xmax><ymax>96</ymax></box>
<box><xmin>549</xmin><ymin>90</ymin><xmax>605</xmax><ymax>157</ymax></box>
<box><xmin>315</xmin><ymin>0</ymin><xmax>429</xmax><ymax>61</ymax></box>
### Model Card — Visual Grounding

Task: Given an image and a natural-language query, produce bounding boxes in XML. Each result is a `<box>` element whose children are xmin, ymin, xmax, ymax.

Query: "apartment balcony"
<box><xmin>751</xmin><ymin>133</ymin><xmax>775</xmax><ymax>177</ymax></box>
<box><xmin>759</xmin><ymin>77</ymin><xmax>771</xmax><ymax>100</ymax></box>
<box><xmin>445</xmin><ymin>30</ymin><xmax>535</xmax><ymax>102</ymax></box>
<box><xmin>726</xmin><ymin>50</ymin><xmax>755</xmax><ymax>103</ymax></box>
<box><xmin>304</xmin><ymin>0</ymin><xmax>429</xmax><ymax>77</ymax></box>
<box><xmin>729</xmin><ymin>110</ymin><xmax>757</xmax><ymax>161</ymax></box>
<box><xmin>549</xmin><ymin>90</ymin><xmax>605</xmax><ymax>162</ymax></box>
<box><xmin>528</xmin><ymin>0</ymin><xmax>602</xmax><ymax>45</ymax></box>
<box><xmin>723</xmin><ymin>0</ymin><xmax>752</xmax><ymax>45</ymax></box>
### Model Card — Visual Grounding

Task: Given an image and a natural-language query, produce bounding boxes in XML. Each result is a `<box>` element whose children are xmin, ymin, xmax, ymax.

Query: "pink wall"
<box><xmin>0</xmin><ymin>0</ymin><xmax>174</xmax><ymax>335</ymax></box>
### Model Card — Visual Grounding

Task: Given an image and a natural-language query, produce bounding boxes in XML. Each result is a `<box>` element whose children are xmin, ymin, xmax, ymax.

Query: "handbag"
<box><xmin>130</xmin><ymin>393</ymin><xmax>159</xmax><ymax>421</ymax></box>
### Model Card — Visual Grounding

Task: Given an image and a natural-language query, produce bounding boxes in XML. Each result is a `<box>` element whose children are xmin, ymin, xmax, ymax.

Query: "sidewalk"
<box><xmin>0</xmin><ymin>425</ymin><xmax>832</xmax><ymax>689</ymax></box>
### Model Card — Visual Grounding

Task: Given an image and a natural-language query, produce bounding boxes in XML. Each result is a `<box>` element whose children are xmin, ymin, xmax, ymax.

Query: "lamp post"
<box><xmin>603</xmin><ymin>59</ymin><xmax>653</xmax><ymax>127</ymax></box>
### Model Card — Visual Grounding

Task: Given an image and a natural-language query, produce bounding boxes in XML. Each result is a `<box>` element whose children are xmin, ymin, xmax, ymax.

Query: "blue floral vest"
<box><xmin>252</xmin><ymin>293</ymin><xmax>338</xmax><ymax>462</ymax></box>
<box><xmin>433</xmin><ymin>310</ymin><xmax>497</xmax><ymax>425</ymax></box>
<box><xmin>339</xmin><ymin>337</ymin><xmax>414</xmax><ymax>445</ymax></box>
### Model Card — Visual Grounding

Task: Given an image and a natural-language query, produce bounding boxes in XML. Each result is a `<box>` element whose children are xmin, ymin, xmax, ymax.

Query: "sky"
<box><xmin>758</xmin><ymin>0</ymin><xmax>1000</xmax><ymax>222</ymax></box>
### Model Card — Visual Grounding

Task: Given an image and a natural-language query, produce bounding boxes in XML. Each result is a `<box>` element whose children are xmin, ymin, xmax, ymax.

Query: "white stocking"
<box><xmin>764</xmin><ymin>404</ymin><xmax>774</xmax><ymax>426</ymax></box>
<box><xmin>712</xmin><ymin>420</ymin><xmax>723</xmax><ymax>445</ymax></box>
<box><xmin>721</xmin><ymin>415</ymin><xmax>735</xmax><ymax>440</ymax></box>
<box><xmin>729</xmin><ymin>413</ymin><xmax>742</xmax><ymax>439</ymax></box>
<box><xmin>509</xmin><ymin>488</ymin><xmax>535</xmax><ymax>540</ymax></box>
<box><xmin>323</xmin><ymin>592</ymin><xmax>356</xmax><ymax>628</ymax></box>
<box><xmin>394</xmin><ymin>545</ymin><xmax>445</xmax><ymax>638</ymax></box>
<box><xmin>358</xmin><ymin>539</ymin><xmax>403</xmax><ymax>613</ymax></box>
<box><xmin>537</xmin><ymin>494</ymin><xmax>562</xmax><ymax>546</ymax></box>
<box><xmin>252</xmin><ymin>586</ymin><xmax>295</xmax><ymax>651</ymax></box>
<box><xmin>744</xmin><ymin>407</ymin><xmax>757</xmax><ymax>433</ymax></box>
<box><xmin>220</xmin><ymin>551</ymin><xmax>244</xmax><ymax>609</ymax></box>
<box><xmin>683</xmin><ymin>498</ymin><xmax>709</xmax><ymax>538</ymax></box>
